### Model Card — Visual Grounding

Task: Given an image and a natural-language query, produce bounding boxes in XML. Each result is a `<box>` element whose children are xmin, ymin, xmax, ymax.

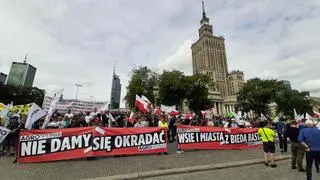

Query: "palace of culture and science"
<box><xmin>191</xmin><ymin>2</ymin><xmax>245</xmax><ymax>115</ymax></box>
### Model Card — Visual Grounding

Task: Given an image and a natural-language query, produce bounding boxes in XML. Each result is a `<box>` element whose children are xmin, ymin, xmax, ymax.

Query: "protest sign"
<box><xmin>177</xmin><ymin>125</ymin><xmax>262</xmax><ymax>150</ymax></box>
<box><xmin>0</xmin><ymin>126</ymin><xmax>11</xmax><ymax>143</ymax></box>
<box><xmin>18</xmin><ymin>127</ymin><xmax>168</xmax><ymax>163</ymax></box>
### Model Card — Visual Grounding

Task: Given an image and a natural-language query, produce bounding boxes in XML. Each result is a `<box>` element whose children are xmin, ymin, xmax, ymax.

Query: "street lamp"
<box><xmin>74</xmin><ymin>84</ymin><xmax>83</xmax><ymax>100</ymax></box>
<box><xmin>90</xmin><ymin>96</ymin><xmax>95</xmax><ymax>111</ymax></box>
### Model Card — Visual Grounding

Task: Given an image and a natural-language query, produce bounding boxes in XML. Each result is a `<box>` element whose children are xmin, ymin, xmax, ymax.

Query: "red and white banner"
<box><xmin>18</xmin><ymin>127</ymin><xmax>168</xmax><ymax>163</ymax></box>
<box><xmin>177</xmin><ymin>125</ymin><xmax>262</xmax><ymax>150</ymax></box>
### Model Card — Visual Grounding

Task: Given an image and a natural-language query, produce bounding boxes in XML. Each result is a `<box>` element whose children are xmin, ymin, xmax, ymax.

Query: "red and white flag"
<box><xmin>141</xmin><ymin>95</ymin><xmax>150</xmax><ymax>104</ymax></box>
<box><xmin>154</xmin><ymin>107</ymin><xmax>161</xmax><ymax>115</ymax></box>
<box><xmin>312</xmin><ymin>110</ymin><xmax>320</xmax><ymax>117</ymax></box>
<box><xmin>141</xmin><ymin>95</ymin><xmax>152</xmax><ymax>109</ymax></box>
<box><xmin>135</xmin><ymin>95</ymin><xmax>149</xmax><ymax>113</ymax></box>
<box><xmin>129</xmin><ymin>111</ymin><xmax>135</xmax><ymax>124</ymax></box>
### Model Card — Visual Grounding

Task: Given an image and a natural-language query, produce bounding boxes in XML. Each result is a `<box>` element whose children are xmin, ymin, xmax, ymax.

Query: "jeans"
<box><xmin>306</xmin><ymin>151</ymin><xmax>320</xmax><ymax>180</ymax></box>
<box><xmin>278</xmin><ymin>133</ymin><xmax>287</xmax><ymax>152</ymax></box>
<box><xmin>291</xmin><ymin>142</ymin><xmax>304</xmax><ymax>169</ymax></box>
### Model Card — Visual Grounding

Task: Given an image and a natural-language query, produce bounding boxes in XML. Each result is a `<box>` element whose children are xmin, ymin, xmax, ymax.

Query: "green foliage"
<box><xmin>236</xmin><ymin>78</ymin><xmax>313</xmax><ymax>117</ymax></box>
<box><xmin>0</xmin><ymin>84</ymin><xmax>45</xmax><ymax>106</ymax></box>
<box><xmin>124</xmin><ymin>66</ymin><xmax>158</xmax><ymax>109</ymax></box>
<box><xmin>158</xmin><ymin>70</ymin><xmax>211</xmax><ymax>113</ymax></box>
<box><xmin>184</xmin><ymin>73</ymin><xmax>211</xmax><ymax>113</ymax></box>
<box><xmin>158</xmin><ymin>70</ymin><xmax>186</xmax><ymax>106</ymax></box>
<box><xmin>236</xmin><ymin>78</ymin><xmax>282</xmax><ymax>115</ymax></box>
<box><xmin>125</xmin><ymin>66</ymin><xmax>212</xmax><ymax>113</ymax></box>
<box><xmin>275</xmin><ymin>89</ymin><xmax>312</xmax><ymax>117</ymax></box>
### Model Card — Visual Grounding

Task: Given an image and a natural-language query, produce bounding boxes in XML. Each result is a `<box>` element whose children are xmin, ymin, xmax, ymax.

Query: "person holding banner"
<box><xmin>158</xmin><ymin>115</ymin><xmax>169</xmax><ymax>155</ymax></box>
<box><xmin>258</xmin><ymin>121</ymin><xmax>277</xmax><ymax>168</ymax></box>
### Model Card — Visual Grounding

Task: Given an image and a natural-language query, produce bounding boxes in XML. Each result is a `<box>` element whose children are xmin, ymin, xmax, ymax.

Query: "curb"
<box><xmin>86</xmin><ymin>154</ymin><xmax>291</xmax><ymax>180</ymax></box>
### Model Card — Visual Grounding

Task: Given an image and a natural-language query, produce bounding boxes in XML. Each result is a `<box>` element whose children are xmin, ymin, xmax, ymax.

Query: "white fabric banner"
<box><xmin>25</xmin><ymin>103</ymin><xmax>47</xmax><ymax>130</ymax></box>
<box><xmin>0</xmin><ymin>102</ymin><xmax>13</xmax><ymax>124</ymax></box>
<box><xmin>160</xmin><ymin>104</ymin><xmax>176</xmax><ymax>113</ymax></box>
<box><xmin>0</xmin><ymin>126</ymin><xmax>11</xmax><ymax>143</ymax></box>
<box><xmin>41</xmin><ymin>89</ymin><xmax>64</xmax><ymax>129</ymax></box>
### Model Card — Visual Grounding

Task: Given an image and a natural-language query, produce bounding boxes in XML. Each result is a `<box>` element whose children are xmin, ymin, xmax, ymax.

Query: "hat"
<box><xmin>305</xmin><ymin>120</ymin><xmax>313</xmax><ymax>125</ymax></box>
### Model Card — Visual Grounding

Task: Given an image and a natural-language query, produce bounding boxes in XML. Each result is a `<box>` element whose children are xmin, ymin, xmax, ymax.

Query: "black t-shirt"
<box><xmin>286</xmin><ymin>126</ymin><xmax>300</xmax><ymax>142</ymax></box>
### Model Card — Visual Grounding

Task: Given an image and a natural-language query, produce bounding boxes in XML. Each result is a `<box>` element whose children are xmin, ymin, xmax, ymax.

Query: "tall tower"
<box><xmin>109</xmin><ymin>66</ymin><xmax>121</xmax><ymax>109</ymax></box>
<box><xmin>191</xmin><ymin>1</ymin><xmax>229</xmax><ymax>97</ymax></box>
<box><xmin>6</xmin><ymin>55</ymin><xmax>37</xmax><ymax>87</ymax></box>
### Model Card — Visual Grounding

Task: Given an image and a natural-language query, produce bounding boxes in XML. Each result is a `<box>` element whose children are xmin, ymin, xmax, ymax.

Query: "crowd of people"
<box><xmin>258</xmin><ymin>117</ymin><xmax>320</xmax><ymax>180</ymax></box>
<box><xmin>1</xmin><ymin>108</ymin><xmax>320</xmax><ymax>180</ymax></box>
<box><xmin>0</xmin><ymin>108</ymin><xmax>261</xmax><ymax>157</ymax></box>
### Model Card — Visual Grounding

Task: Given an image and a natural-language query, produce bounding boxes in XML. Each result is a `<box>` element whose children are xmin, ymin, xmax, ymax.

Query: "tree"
<box><xmin>0</xmin><ymin>84</ymin><xmax>45</xmax><ymax>106</ymax></box>
<box><xmin>125</xmin><ymin>66</ymin><xmax>158</xmax><ymax>109</ymax></box>
<box><xmin>158</xmin><ymin>70</ymin><xmax>211</xmax><ymax>113</ymax></box>
<box><xmin>158</xmin><ymin>70</ymin><xmax>186</xmax><ymax>106</ymax></box>
<box><xmin>184</xmin><ymin>73</ymin><xmax>212</xmax><ymax>113</ymax></box>
<box><xmin>236</xmin><ymin>78</ymin><xmax>282</xmax><ymax>115</ymax></box>
<box><xmin>275</xmin><ymin>89</ymin><xmax>312</xmax><ymax>117</ymax></box>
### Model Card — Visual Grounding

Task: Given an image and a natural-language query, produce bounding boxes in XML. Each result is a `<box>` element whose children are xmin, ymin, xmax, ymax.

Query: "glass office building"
<box><xmin>6</xmin><ymin>62</ymin><xmax>37</xmax><ymax>87</ymax></box>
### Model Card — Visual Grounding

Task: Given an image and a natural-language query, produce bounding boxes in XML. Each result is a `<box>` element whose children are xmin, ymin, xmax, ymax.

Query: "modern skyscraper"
<box><xmin>109</xmin><ymin>67</ymin><xmax>121</xmax><ymax>109</ymax></box>
<box><xmin>191</xmin><ymin>1</ymin><xmax>245</xmax><ymax>114</ymax></box>
<box><xmin>0</xmin><ymin>72</ymin><xmax>7</xmax><ymax>84</ymax></box>
<box><xmin>6</xmin><ymin>56</ymin><xmax>37</xmax><ymax>87</ymax></box>
<box><xmin>279</xmin><ymin>80</ymin><xmax>292</xmax><ymax>90</ymax></box>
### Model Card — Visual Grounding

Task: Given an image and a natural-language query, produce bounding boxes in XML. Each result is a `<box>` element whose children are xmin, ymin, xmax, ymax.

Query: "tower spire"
<box><xmin>202</xmin><ymin>0</ymin><xmax>206</xmax><ymax>18</ymax></box>
<box><xmin>200</xmin><ymin>0</ymin><xmax>209</xmax><ymax>26</ymax></box>
<box><xmin>24</xmin><ymin>54</ymin><xmax>28</xmax><ymax>63</ymax></box>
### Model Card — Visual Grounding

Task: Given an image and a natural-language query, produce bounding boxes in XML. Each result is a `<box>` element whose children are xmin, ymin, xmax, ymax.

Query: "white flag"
<box><xmin>305</xmin><ymin>113</ymin><xmax>314</xmax><ymax>121</ymax></box>
<box><xmin>294</xmin><ymin>108</ymin><xmax>298</xmax><ymax>119</ymax></box>
<box><xmin>41</xmin><ymin>88</ymin><xmax>64</xmax><ymax>129</ymax></box>
<box><xmin>260</xmin><ymin>113</ymin><xmax>267</xmax><ymax>121</ymax></box>
<box><xmin>160</xmin><ymin>104</ymin><xmax>176</xmax><ymax>113</ymax></box>
<box><xmin>108</xmin><ymin>113</ymin><xmax>116</xmax><ymax>127</ymax></box>
<box><xmin>0</xmin><ymin>102</ymin><xmax>13</xmax><ymax>124</ymax></box>
<box><xmin>141</xmin><ymin>95</ymin><xmax>151</xmax><ymax>104</ymax></box>
<box><xmin>0</xmin><ymin>126</ymin><xmax>11</xmax><ymax>143</ymax></box>
<box><xmin>25</xmin><ymin>103</ymin><xmax>47</xmax><ymax>130</ymax></box>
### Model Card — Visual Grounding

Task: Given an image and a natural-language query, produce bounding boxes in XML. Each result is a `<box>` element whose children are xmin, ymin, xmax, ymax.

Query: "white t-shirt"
<box><xmin>141</xmin><ymin>120</ymin><xmax>149</xmax><ymax>127</ymax></box>
<box><xmin>85</xmin><ymin>115</ymin><xmax>91</xmax><ymax>124</ymax></box>
<box><xmin>134</xmin><ymin>122</ymin><xmax>145</xmax><ymax>128</ymax></box>
<box><xmin>207</xmin><ymin>121</ymin><xmax>214</xmax><ymax>126</ymax></box>
<box><xmin>65</xmin><ymin>113</ymin><xmax>74</xmax><ymax>119</ymax></box>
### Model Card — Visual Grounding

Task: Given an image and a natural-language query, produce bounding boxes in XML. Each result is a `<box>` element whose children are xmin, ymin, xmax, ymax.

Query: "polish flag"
<box><xmin>312</xmin><ymin>110</ymin><xmax>320</xmax><ymax>117</ymax></box>
<box><xmin>183</xmin><ymin>113</ymin><xmax>194</xmax><ymax>119</ymax></box>
<box><xmin>168</xmin><ymin>111</ymin><xmax>179</xmax><ymax>116</ymax></box>
<box><xmin>141</xmin><ymin>95</ymin><xmax>150</xmax><ymax>104</ymax></box>
<box><xmin>135</xmin><ymin>95</ymin><xmax>149</xmax><ymax>113</ymax></box>
<box><xmin>141</xmin><ymin>95</ymin><xmax>152</xmax><ymax>109</ymax></box>
<box><xmin>129</xmin><ymin>111</ymin><xmax>135</xmax><ymax>124</ymax></box>
<box><xmin>154</xmin><ymin>107</ymin><xmax>161</xmax><ymax>115</ymax></box>
<box><xmin>201</xmin><ymin>110</ymin><xmax>207</xmax><ymax>118</ymax></box>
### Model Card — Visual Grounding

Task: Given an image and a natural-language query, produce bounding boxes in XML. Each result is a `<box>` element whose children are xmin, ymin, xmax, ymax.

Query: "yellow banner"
<box><xmin>9</xmin><ymin>103</ymin><xmax>32</xmax><ymax>116</ymax></box>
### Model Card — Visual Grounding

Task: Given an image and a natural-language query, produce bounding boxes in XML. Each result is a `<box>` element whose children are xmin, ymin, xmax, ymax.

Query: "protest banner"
<box><xmin>25</xmin><ymin>103</ymin><xmax>47</xmax><ymax>130</ymax></box>
<box><xmin>0</xmin><ymin>126</ymin><xmax>11</xmax><ymax>143</ymax></box>
<box><xmin>18</xmin><ymin>127</ymin><xmax>168</xmax><ymax>163</ymax></box>
<box><xmin>177</xmin><ymin>125</ymin><xmax>262</xmax><ymax>150</ymax></box>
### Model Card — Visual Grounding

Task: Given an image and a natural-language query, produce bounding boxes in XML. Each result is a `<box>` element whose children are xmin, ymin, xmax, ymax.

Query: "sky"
<box><xmin>1</xmin><ymin>0</ymin><xmax>320</xmax><ymax>107</ymax></box>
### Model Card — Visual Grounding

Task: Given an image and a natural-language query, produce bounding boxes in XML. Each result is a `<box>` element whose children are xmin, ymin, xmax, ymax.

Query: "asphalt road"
<box><xmin>147</xmin><ymin>160</ymin><xmax>320</xmax><ymax>180</ymax></box>
<box><xmin>0</xmin><ymin>142</ymin><xmax>287</xmax><ymax>180</ymax></box>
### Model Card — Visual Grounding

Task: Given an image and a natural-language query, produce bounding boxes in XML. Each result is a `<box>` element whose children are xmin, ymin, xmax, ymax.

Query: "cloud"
<box><xmin>301</xmin><ymin>80</ymin><xmax>320</xmax><ymax>94</ymax></box>
<box><xmin>158</xmin><ymin>39</ymin><xmax>193</xmax><ymax>75</ymax></box>
<box><xmin>159</xmin><ymin>0</ymin><xmax>320</xmax><ymax>97</ymax></box>
<box><xmin>0</xmin><ymin>0</ymin><xmax>320</xmax><ymax>109</ymax></box>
